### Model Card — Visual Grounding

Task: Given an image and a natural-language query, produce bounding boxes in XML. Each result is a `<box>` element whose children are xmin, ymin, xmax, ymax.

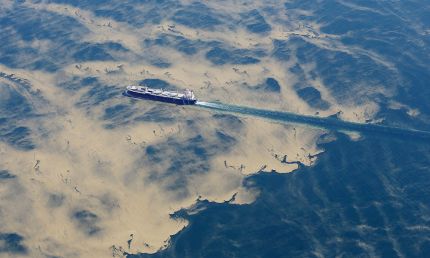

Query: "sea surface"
<box><xmin>131</xmin><ymin>132</ymin><xmax>430</xmax><ymax>258</ymax></box>
<box><xmin>0</xmin><ymin>0</ymin><xmax>430</xmax><ymax>257</ymax></box>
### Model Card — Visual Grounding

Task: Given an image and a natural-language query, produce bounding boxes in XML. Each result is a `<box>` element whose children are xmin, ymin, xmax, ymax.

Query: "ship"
<box><xmin>125</xmin><ymin>85</ymin><xmax>197</xmax><ymax>105</ymax></box>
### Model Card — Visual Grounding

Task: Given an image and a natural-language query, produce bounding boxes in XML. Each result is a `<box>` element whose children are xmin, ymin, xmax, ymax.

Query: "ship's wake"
<box><xmin>195</xmin><ymin>101</ymin><xmax>430</xmax><ymax>141</ymax></box>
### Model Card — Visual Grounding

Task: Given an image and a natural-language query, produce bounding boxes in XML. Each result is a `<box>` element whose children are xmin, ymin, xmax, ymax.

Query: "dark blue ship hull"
<box><xmin>125</xmin><ymin>90</ymin><xmax>197</xmax><ymax>105</ymax></box>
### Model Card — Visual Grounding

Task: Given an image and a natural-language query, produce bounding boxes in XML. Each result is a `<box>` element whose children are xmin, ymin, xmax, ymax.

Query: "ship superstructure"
<box><xmin>125</xmin><ymin>85</ymin><xmax>197</xmax><ymax>105</ymax></box>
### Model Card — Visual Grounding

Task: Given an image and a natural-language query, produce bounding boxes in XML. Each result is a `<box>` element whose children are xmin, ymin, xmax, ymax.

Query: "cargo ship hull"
<box><xmin>125</xmin><ymin>90</ymin><xmax>197</xmax><ymax>105</ymax></box>
<box><xmin>125</xmin><ymin>86</ymin><xmax>197</xmax><ymax>105</ymax></box>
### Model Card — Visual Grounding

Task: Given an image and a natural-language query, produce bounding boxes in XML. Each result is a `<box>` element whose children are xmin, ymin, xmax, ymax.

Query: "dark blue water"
<box><xmin>0</xmin><ymin>233</ymin><xmax>27</xmax><ymax>254</ymax></box>
<box><xmin>195</xmin><ymin>102</ymin><xmax>430</xmax><ymax>141</ymax></box>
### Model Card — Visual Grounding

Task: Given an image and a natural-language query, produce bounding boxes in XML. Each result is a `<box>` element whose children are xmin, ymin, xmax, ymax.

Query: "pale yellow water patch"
<box><xmin>388</xmin><ymin>100</ymin><xmax>421</xmax><ymax>117</ymax></box>
<box><xmin>0</xmin><ymin>66</ymin><xmax>255</xmax><ymax>257</ymax></box>
<box><xmin>341</xmin><ymin>131</ymin><xmax>363</xmax><ymax>141</ymax></box>
<box><xmin>212</xmin><ymin>118</ymin><xmax>324</xmax><ymax>175</ymax></box>
<box><xmin>0</xmin><ymin>89</ymin><xmax>191</xmax><ymax>257</ymax></box>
